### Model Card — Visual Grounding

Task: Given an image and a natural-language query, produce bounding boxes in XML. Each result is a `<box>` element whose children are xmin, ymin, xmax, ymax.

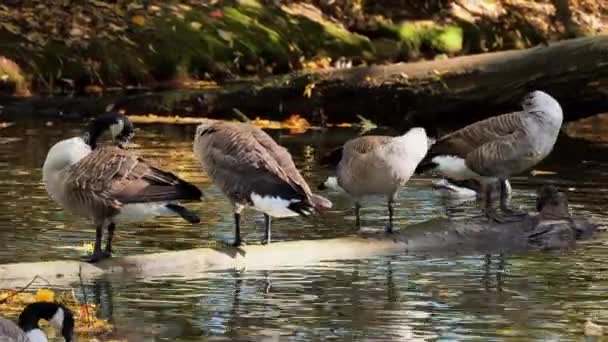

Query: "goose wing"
<box><xmin>67</xmin><ymin>146</ymin><xmax>201</xmax><ymax>208</ymax></box>
<box><xmin>429</xmin><ymin>112</ymin><xmax>525</xmax><ymax>158</ymax></box>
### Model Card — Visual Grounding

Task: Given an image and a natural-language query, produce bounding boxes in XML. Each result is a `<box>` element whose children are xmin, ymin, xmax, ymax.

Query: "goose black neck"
<box><xmin>18</xmin><ymin>302</ymin><xmax>62</xmax><ymax>331</ymax></box>
<box><xmin>82</xmin><ymin>112</ymin><xmax>132</xmax><ymax>149</ymax></box>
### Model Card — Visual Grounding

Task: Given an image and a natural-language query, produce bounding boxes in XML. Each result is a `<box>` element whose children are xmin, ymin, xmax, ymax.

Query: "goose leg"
<box><xmin>499</xmin><ymin>179</ymin><xmax>526</xmax><ymax>217</ymax></box>
<box><xmin>82</xmin><ymin>223</ymin><xmax>107</xmax><ymax>263</ymax></box>
<box><xmin>386</xmin><ymin>199</ymin><xmax>395</xmax><ymax>234</ymax></box>
<box><xmin>104</xmin><ymin>223</ymin><xmax>115</xmax><ymax>256</ymax></box>
<box><xmin>481</xmin><ymin>181</ymin><xmax>504</xmax><ymax>223</ymax></box>
<box><xmin>262</xmin><ymin>214</ymin><xmax>271</xmax><ymax>245</ymax></box>
<box><xmin>355</xmin><ymin>202</ymin><xmax>362</xmax><ymax>229</ymax></box>
<box><xmin>233</xmin><ymin>212</ymin><xmax>243</xmax><ymax>247</ymax></box>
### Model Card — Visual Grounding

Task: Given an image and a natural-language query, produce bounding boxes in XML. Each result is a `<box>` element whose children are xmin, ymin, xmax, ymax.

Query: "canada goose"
<box><xmin>193</xmin><ymin>119</ymin><xmax>332</xmax><ymax>246</ymax></box>
<box><xmin>318</xmin><ymin>128</ymin><xmax>430</xmax><ymax>232</ymax></box>
<box><xmin>0</xmin><ymin>302</ymin><xmax>74</xmax><ymax>342</ymax></box>
<box><xmin>43</xmin><ymin>113</ymin><xmax>203</xmax><ymax>262</ymax></box>
<box><xmin>416</xmin><ymin>90</ymin><xmax>563</xmax><ymax>221</ymax></box>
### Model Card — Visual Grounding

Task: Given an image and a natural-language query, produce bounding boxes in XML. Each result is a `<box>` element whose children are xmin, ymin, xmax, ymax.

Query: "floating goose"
<box><xmin>318</xmin><ymin>128</ymin><xmax>430</xmax><ymax>232</ymax></box>
<box><xmin>193</xmin><ymin>119</ymin><xmax>332</xmax><ymax>246</ymax></box>
<box><xmin>43</xmin><ymin>113</ymin><xmax>203</xmax><ymax>262</ymax></box>
<box><xmin>416</xmin><ymin>90</ymin><xmax>563</xmax><ymax>220</ymax></box>
<box><xmin>0</xmin><ymin>302</ymin><xmax>74</xmax><ymax>342</ymax></box>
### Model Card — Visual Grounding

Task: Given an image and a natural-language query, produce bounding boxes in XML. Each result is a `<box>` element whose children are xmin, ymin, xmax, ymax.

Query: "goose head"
<box><xmin>18</xmin><ymin>302</ymin><xmax>74</xmax><ymax>342</ymax></box>
<box><xmin>521</xmin><ymin>90</ymin><xmax>563</xmax><ymax>123</ymax></box>
<box><xmin>84</xmin><ymin>112</ymin><xmax>135</xmax><ymax>149</ymax></box>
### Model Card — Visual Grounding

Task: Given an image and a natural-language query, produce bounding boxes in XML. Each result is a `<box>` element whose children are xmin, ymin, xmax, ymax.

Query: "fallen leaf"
<box><xmin>585</xmin><ymin>319</ymin><xmax>603</xmax><ymax>336</ymax></box>
<box><xmin>131</xmin><ymin>15</ymin><xmax>146</xmax><ymax>26</ymax></box>
<box><xmin>190</xmin><ymin>21</ymin><xmax>202</xmax><ymax>30</ymax></box>
<box><xmin>35</xmin><ymin>289</ymin><xmax>55</xmax><ymax>303</ymax></box>
<box><xmin>303</xmin><ymin>82</ymin><xmax>316</xmax><ymax>98</ymax></box>
<box><xmin>209</xmin><ymin>9</ymin><xmax>224</xmax><ymax>18</ymax></box>
<box><xmin>531</xmin><ymin>170</ymin><xmax>557</xmax><ymax>176</ymax></box>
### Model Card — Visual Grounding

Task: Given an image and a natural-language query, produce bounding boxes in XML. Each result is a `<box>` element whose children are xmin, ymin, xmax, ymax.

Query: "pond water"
<box><xmin>1</xmin><ymin>118</ymin><xmax>608</xmax><ymax>341</ymax></box>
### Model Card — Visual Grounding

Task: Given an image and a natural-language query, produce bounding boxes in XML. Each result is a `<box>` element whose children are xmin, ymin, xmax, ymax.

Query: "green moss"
<box><xmin>428</xmin><ymin>26</ymin><xmax>463</xmax><ymax>53</ymax></box>
<box><xmin>379</xmin><ymin>21</ymin><xmax>463</xmax><ymax>58</ymax></box>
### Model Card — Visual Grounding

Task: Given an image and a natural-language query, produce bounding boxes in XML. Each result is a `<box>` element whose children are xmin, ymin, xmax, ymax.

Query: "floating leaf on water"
<box><xmin>585</xmin><ymin>319</ymin><xmax>603</xmax><ymax>336</ymax></box>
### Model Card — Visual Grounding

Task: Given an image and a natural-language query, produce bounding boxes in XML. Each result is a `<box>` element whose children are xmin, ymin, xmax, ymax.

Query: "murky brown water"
<box><xmin>1</xmin><ymin>118</ymin><xmax>608</xmax><ymax>341</ymax></box>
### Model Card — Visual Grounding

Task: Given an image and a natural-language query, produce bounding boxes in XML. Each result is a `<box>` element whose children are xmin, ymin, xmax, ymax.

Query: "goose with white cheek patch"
<box><xmin>193</xmin><ymin>119</ymin><xmax>332</xmax><ymax>246</ymax></box>
<box><xmin>42</xmin><ymin>112</ymin><xmax>203</xmax><ymax>262</ymax></box>
<box><xmin>318</xmin><ymin>128</ymin><xmax>431</xmax><ymax>232</ymax></box>
<box><xmin>415</xmin><ymin>90</ymin><xmax>563</xmax><ymax>221</ymax></box>
<box><xmin>0</xmin><ymin>302</ymin><xmax>74</xmax><ymax>342</ymax></box>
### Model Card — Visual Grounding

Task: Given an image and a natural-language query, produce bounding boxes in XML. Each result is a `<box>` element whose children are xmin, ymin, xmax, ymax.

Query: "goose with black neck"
<box><xmin>0</xmin><ymin>302</ymin><xmax>74</xmax><ymax>342</ymax></box>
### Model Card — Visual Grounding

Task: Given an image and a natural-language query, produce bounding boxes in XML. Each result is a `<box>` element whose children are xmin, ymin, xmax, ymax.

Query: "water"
<box><xmin>1</xmin><ymin>118</ymin><xmax>608</xmax><ymax>341</ymax></box>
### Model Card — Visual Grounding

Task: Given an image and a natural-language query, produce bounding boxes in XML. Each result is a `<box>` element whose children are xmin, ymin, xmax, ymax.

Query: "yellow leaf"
<box><xmin>190</xmin><ymin>21</ymin><xmax>202</xmax><ymax>30</ymax></box>
<box><xmin>131</xmin><ymin>15</ymin><xmax>146</xmax><ymax>26</ymax></box>
<box><xmin>82</xmin><ymin>242</ymin><xmax>94</xmax><ymax>254</ymax></box>
<box><xmin>35</xmin><ymin>289</ymin><xmax>55</xmax><ymax>302</ymax></box>
<box><xmin>303</xmin><ymin>82</ymin><xmax>315</xmax><ymax>98</ymax></box>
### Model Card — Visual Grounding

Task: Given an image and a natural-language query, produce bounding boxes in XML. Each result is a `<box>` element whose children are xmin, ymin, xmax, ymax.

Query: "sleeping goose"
<box><xmin>193</xmin><ymin>119</ymin><xmax>332</xmax><ymax>246</ymax></box>
<box><xmin>415</xmin><ymin>90</ymin><xmax>563</xmax><ymax>221</ymax></box>
<box><xmin>0</xmin><ymin>302</ymin><xmax>74</xmax><ymax>342</ymax></box>
<box><xmin>43</xmin><ymin>112</ymin><xmax>203</xmax><ymax>262</ymax></box>
<box><xmin>318</xmin><ymin>127</ymin><xmax>430</xmax><ymax>232</ymax></box>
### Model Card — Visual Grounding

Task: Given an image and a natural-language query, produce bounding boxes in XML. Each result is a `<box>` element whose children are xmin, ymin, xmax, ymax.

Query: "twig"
<box><xmin>0</xmin><ymin>275</ymin><xmax>51</xmax><ymax>304</ymax></box>
<box><xmin>78</xmin><ymin>265</ymin><xmax>92</xmax><ymax>326</ymax></box>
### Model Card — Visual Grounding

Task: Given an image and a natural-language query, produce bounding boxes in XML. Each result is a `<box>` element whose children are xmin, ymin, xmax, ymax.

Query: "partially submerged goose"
<box><xmin>193</xmin><ymin>119</ymin><xmax>332</xmax><ymax>246</ymax></box>
<box><xmin>416</xmin><ymin>90</ymin><xmax>563</xmax><ymax>220</ymax></box>
<box><xmin>0</xmin><ymin>302</ymin><xmax>74</xmax><ymax>342</ymax></box>
<box><xmin>318</xmin><ymin>128</ymin><xmax>430</xmax><ymax>232</ymax></box>
<box><xmin>43</xmin><ymin>113</ymin><xmax>203</xmax><ymax>262</ymax></box>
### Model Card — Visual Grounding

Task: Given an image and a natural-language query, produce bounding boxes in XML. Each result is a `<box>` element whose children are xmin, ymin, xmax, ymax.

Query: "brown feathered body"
<box><xmin>193</xmin><ymin>119</ymin><xmax>331</xmax><ymax>217</ymax></box>
<box><xmin>43</xmin><ymin>138</ymin><xmax>202</xmax><ymax>225</ymax></box>
<box><xmin>416</xmin><ymin>91</ymin><xmax>563</xmax><ymax>181</ymax></box>
<box><xmin>336</xmin><ymin>128</ymin><xmax>430</xmax><ymax>200</ymax></box>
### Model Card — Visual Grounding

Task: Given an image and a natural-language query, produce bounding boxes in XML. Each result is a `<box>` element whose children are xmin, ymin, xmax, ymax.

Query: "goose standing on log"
<box><xmin>415</xmin><ymin>90</ymin><xmax>563</xmax><ymax>221</ymax></box>
<box><xmin>193</xmin><ymin>119</ymin><xmax>332</xmax><ymax>246</ymax></box>
<box><xmin>318</xmin><ymin>127</ymin><xmax>431</xmax><ymax>232</ymax></box>
<box><xmin>43</xmin><ymin>113</ymin><xmax>203</xmax><ymax>262</ymax></box>
<box><xmin>0</xmin><ymin>302</ymin><xmax>74</xmax><ymax>342</ymax></box>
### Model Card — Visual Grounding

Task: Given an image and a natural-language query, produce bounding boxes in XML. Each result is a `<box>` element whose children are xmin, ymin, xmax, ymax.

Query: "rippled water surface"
<box><xmin>1</xmin><ymin>118</ymin><xmax>608</xmax><ymax>341</ymax></box>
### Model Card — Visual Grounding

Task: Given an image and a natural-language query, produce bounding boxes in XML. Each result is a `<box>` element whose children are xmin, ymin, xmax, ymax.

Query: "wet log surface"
<box><xmin>0</xmin><ymin>189</ymin><xmax>598</xmax><ymax>288</ymax></box>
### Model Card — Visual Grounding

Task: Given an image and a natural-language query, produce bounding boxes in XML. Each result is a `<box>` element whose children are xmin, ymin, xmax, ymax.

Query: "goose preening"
<box><xmin>416</xmin><ymin>90</ymin><xmax>563</xmax><ymax>221</ymax></box>
<box><xmin>193</xmin><ymin>119</ymin><xmax>332</xmax><ymax>246</ymax></box>
<box><xmin>318</xmin><ymin>128</ymin><xmax>431</xmax><ymax>232</ymax></box>
<box><xmin>42</xmin><ymin>113</ymin><xmax>203</xmax><ymax>262</ymax></box>
<box><xmin>0</xmin><ymin>302</ymin><xmax>74</xmax><ymax>342</ymax></box>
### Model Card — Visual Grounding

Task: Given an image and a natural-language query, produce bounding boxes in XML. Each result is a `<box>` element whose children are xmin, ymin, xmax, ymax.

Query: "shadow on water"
<box><xmin>1</xmin><ymin>117</ymin><xmax>608</xmax><ymax>340</ymax></box>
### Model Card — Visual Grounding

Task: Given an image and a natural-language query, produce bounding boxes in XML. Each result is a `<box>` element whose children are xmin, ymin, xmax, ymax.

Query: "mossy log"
<box><xmin>2</xmin><ymin>36</ymin><xmax>607</xmax><ymax>129</ymax></box>
<box><xmin>0</xmin><ymin>190</ymin><xmax>597</xmax><ymax>288</ymax></box>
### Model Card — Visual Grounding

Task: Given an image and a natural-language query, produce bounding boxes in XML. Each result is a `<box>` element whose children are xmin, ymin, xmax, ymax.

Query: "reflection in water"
<box><xmin>1</xmin><ymin>118</ymin><xmax>608</xmax><ymax>340</ymax></box>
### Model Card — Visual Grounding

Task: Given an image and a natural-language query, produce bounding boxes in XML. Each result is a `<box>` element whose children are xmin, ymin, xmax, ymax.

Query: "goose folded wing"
<box><xmin>465</xmin><ymin>130</ymin><xmax>529</xmax><ymax>176</ymax></box>
<box><xmin>430</xmin><ymin>112</ymin><xmax>525</xmax><ymax>158</ymax></box>
<box><xmin>67</xmin><ymin>147</ymin><xmax>201</xmax><ymax>206</ymax></box>
<box><xmin>208</xmin><ymin>138</ymin><xmax>305</xmax><ymax>201</ymax></box>
<box><xmin>249</xmin><ymin>129</ymin><xmax>310</xmax><ymax>196</ymax></box>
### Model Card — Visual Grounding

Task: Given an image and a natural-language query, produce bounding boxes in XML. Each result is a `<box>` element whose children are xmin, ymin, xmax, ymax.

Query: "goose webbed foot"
<box><xmin>81</xmin><ymin>251</ymin><xmax>112</xmax><ymax>263</ymax></box>
<box><xmin>384</xmin><ymin>224</ymin><xmax>394</xmax><ymax>234</ymax></box>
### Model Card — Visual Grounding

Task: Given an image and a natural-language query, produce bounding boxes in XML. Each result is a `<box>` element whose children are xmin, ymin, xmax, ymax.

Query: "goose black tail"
<box><xmin>176</xmin><ymin>179</ymin><xmax>204</xmax><ymax>201</ymax></box>
<box><xmin>415</xmin><ymin>160</ymin><xmax>438</xmax><ymax>175</ymax></box>
<box><xmin>166</xmin><ymin>204</ymin><xmax>201</xmax><ymax>223</ymax></box>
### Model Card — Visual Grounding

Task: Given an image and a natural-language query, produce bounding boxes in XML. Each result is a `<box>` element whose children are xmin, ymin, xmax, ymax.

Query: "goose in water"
<box><xmin>415</xmin><ymin>90</ymin><xmax>563</xmax><ymax>221</ymax></box>
<box><xmin>318</xmin><ymin>127</ymin><xmax>430</xmax><ymax>232</ymax></box>
<box><xmin>43</xmin><ymin>113</ymin><xmax>203</xmax><ymax>262</ymax></box>
<box><xmin>0</xmin><ymin>302</ymin><xmax>74</xmax><ymax>342</ymax></box>
<box><xmin>193</xmin><ymin>119</ymin><xmax>332</xmax><ymax>246</ymax></box>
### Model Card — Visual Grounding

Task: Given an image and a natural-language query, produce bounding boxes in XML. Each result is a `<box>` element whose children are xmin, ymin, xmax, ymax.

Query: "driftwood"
<box><xmin>1</xmin><ymin>36</ymin><xmax>607</xmax><ymax>129</ymax></box>
<box><xmin>0</xmin><ymin>188</ymin><xmax>597</xmax><ymax>288</ymax></box>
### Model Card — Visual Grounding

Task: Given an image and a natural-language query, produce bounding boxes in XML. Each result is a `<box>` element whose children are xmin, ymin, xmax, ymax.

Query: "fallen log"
<box><xmin>0</xmin><ymin>187</ymin><xmax>597</xmax><ymax>288</ymax></box>
<box><xmin>1</xmin><ymin>36</ymin><xmax>607</xmax><ymax>130</ymax></box>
